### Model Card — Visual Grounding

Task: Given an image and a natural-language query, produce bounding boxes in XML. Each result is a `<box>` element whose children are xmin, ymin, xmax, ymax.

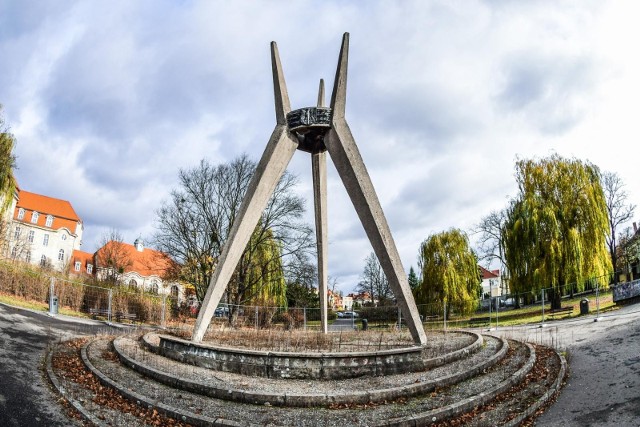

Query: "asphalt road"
<box><xmin>491</xmin><ymin>304</ymin><xmax>640</xmax><ymax>426</ymax></box>
<box><xmin>0</xmin><ymin>303</ymin><xmax>124</xmax><ymax>426</ymax></box>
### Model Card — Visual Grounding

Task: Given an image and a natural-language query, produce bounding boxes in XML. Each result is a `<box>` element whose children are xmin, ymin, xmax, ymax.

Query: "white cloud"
<box><xmin>1</xmin><ymin>0</ymin><xmax>639</xmax><ymax>295</ymax></box>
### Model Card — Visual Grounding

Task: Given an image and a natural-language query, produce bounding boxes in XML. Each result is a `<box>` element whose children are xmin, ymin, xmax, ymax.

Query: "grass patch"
<box><xmin>0</xmin><ymin>292</ymin><xmax>89</xmax><ymax>318</ymax></box>
<box><xmin>437</xmin><ymin>291</ymin><xmax>618</xmax><ymax>328</ymax></box>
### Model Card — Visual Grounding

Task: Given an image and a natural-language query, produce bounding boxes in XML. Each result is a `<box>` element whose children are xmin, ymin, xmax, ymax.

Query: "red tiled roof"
<box><xmin>14</xmin><ymin>190</ymin><xmax>81</xmax><ymax>232</ymax></box>
<box><xmin>71</xmin><ymin>250</ymin><xmax>94</xmax><ymax>274</ymax></box>
<box><xmin>95</xmin><ymin>241</ymin><xmax>176</xmax><ymax>278</ymax></box>
<box><xmin>479</xmin><ymin>265</ymin><xmax>499</xmax><ymax>279</ymax></box>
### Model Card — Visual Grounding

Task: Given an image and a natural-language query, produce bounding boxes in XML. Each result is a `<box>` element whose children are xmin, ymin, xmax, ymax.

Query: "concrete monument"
<box><xmin>192</xmin><ymin>33</ymin><xmax>427</xmax><ymax>346</ymax></box>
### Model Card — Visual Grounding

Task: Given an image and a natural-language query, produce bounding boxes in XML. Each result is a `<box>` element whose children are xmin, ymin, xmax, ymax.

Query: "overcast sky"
<box><xmin>1</xmin><ymin>1</ymin><xmax>639</xmax><ymax>294</ymax></box>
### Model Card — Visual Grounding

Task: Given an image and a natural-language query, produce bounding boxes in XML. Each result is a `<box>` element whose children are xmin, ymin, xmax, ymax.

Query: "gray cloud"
<box><xmin>1</xmin><ymin>1</ymin><xmax>637</xmax><ymax>297</ymax></box>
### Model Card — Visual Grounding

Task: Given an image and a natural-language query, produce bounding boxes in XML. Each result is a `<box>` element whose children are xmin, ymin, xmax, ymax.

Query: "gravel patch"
<box><xmin>115</xmin><ymin>334</ymin><xmax>501</xmax><ymax>398</ymax></box>
<box><xmin>84</xmin><ymin>337</ymin><xmax>529</xmax><ymax>426</ymax></box>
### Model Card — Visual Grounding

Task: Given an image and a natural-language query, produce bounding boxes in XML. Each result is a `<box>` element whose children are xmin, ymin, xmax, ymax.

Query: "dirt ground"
<box><xmin>490</xmin><ymin>303</ymin><xmax>640</xmax><ymax>427</ymax></box>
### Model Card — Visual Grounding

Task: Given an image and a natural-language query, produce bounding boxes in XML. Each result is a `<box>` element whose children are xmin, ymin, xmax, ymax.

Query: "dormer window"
<box><xmin>46</xmin><ymin>215</ymin><xmax>53</xmax><ymax>227</ymax></box>
<box><xmin>74</xmin><ymin>261</ymin><xmax>81</xmax><ymax>272</ymax></box>
<box><xmin>31</xmin><ymin>211</ymin><xmax>39</xmax><ymax>224</ymax></box>
<box><xmin>87</xmin><ymin>264</ymin><xmax>93</xmax><ymax>274</ymax></box>
<box><xmin>17</xmin><ymin>208</ymin><xmax>25</xmax><ymax>220</ymax></box>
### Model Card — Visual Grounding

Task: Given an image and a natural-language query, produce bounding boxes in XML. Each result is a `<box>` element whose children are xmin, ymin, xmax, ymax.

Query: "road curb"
<box><xmin>45</xmin><ymin>343</ymin><xmax>108</xmax><ymax>427</ymax></box>
<box><xmin>81</xmin><ymin>339</ymin><xmax>250</xmax><ymax>427</ymax></box>
<box><xmin>116</xmin><ymin>334</ymin><xmax>507</xmax><ymax>408</ymax></box>
<box><xmin>503</xmin><ymin>348</ymin><xmax>568</xmax><ymax>427</ymax></box>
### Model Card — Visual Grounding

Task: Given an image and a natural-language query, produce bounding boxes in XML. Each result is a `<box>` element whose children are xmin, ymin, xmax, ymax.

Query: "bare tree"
<box><xmin>474</xmin><ymin>209</ymin><xmax>509</xmax><ymax>295</ymax></box>
<box><xmin>356</xmin><ymin>252</ymin><xmax>394</xmax><ymax>306</ymax></box>
<box><xmin>94</xmin><ymin>229</ymin><xmax>132</xmax><ymax>284</ymax></box>
<box><xmin>3</xmin><ymin>221</ymin><xmax>32</xmax><ymax>263</ymax></box>
<box><xmin>153</xmin><ymin>155</ymin><xmax>314</xmax><ymax>305</ymax></box>
<box><xmin>602</xmin><ymin>171</ymin><xmax>636</xmax><ymax>284</ymax></box>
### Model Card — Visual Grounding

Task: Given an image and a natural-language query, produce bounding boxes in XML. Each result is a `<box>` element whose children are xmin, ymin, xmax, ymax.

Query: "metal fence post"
<box><xmin>496</xmin><ymin>295</ymin><xmax>499</xmax><ymax>330</ymax></box>
<box><xmin>48</xmin><ymin>277</ymin><xmax>55</xmax><ymax>315</ymax></box>
<box><xmin>443</xmin><ymin>301</ymin><xmax>447</xmax><ymax>332</ymax></box>
<box><xmin>595</xmin><ymin>282</ymin><xmax>600</xmax><ymax>322</ymax></box>
<box><xmin>397</xmin><ymin>306</ymin><xmax>402</xmax><ymax>330</ymax></box>
<box><xmin>161</xmin><ymin>294</ymin><xmax>166</xmax><ymax>328</ymax></box>
<box><xmin>541</xmin><ymin>288</ymin><xmax>545</xmax><ymax>327</ymax></box>
<box><xmin>108</xmin><ymin>289</ymin><xmax>113</xmax><ymax>324</ymax></box>
<box><xmin>255</xmin><ymin>306</ymin><xmax>259</xmax><ymax>331</ymax></box>
<box><xmin>303</xmin><ymin>307</ymin><xmax>307</xmax><ymax>331</ymax></box>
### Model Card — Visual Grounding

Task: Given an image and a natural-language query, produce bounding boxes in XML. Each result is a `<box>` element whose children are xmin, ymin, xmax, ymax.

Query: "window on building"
<box><xmin>43</xmin><ymin>234</ymin><xmax>49</xmax><ymax>246</ymax></box>
<box><xmin>170</xmin><ymin>285</ymin><xmax>179</xmax><ymax>298</ymax></box>
<box><xmin>28</xmin><ymin>230</ymin><xmax>35</xmax><ymax>243</ymax></box>
<box><xmin>129</xmin><ymin>279</ymin><xmax>137</xmax><ymax>288</ymax></box>
<box><xmin>87</xmin><ymin>264</ymin><xmax>93</xmax><ymax>274</ymax></box>
<box><xmin>17</xmin><ymin>208</ymin><xmax>25</xmax><ymax>220</ymax></box>
<box><xmin>25</xmin><ymin>251</ymin><xmax>31</xmax><ymax>263</ymax></box>
<box><xmin>41</xmin><ymin>255</ymin><xmax>48</xmax><ymax>266</ymax></box>
<box><xmin>45</xmin><ymin>215</ymin><xmax>53</xmax><ymax>227</ymax></box>
<box><xmin>61</xmin><ymin>234</ymin><xmax>67</xmax><ymax>241</ymax></box>
<box><xmin>74</xmin><ymin>261</ymin><xmax>81</xmax><ymax>272</ymax></box>
<box><xmin>11</xmin><ymin>247</ymin><xmax>17</xmax><ymax>258</ymax></box>
<box><xmin>58</xmin><ymin>249</ymin><xmax>64</xmax><ymax>261</ymax></box>
<box><xmin>31</xmin><ymin>211</ymin><xmax>39</xmax><ymax>224</ymax></box>
<box><xmin>150</xmin><ymin>280</ymin><xmax>159</xmax><ymax>294</ymax></box>
<box><xmin>14</xmin><ymin>227</ymin><xmax>20</xmax><ymax>239</ymax></box>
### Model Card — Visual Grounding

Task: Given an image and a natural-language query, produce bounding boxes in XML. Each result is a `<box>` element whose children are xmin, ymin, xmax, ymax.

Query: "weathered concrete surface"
<box><xmin>314</xmin><ymin>78</ymin><xmax>329</xmax><ymax>334</ymax></box>
<box><xmin>326</xmin><ymin>33</ymin><xmax>426</xmax><ymax>345</ymax></box>
<box><xmin>192</xmin><ymin>41</ymin><xmax>298</xmax><ymax>342</ymax></box>
<box><xmin>160</xmin><ymin>334</ymin><xmax>427</xmax><ymax>380</ymax></box>
<box><xmin>492</xmin><ymin>304</ymin><xmax>640</xmax><ymax>426</ymax></box>
<box><xmin>312</xmin><ymin>150</ymin><xmax>328</xmax><ymax>334</ymax></box>
<box><xmin>0</xmin><ymin>303</ymin><xmax>122</xmax><ymax>426</ymax></box>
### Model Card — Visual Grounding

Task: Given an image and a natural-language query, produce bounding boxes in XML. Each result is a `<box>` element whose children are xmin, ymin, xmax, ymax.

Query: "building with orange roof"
<box><xmin>10</xmin><ymin>189</ymin><xmax>83</xmax><ymax>271</ymax></box>
<box><xmin>479</xmin><ymin>265</ymin><xmax>502</xmax><ymax>298</ymax></box>
<box><xmin>70</xmin><ymin>250</ymin><xmax>95</xmax><ymax>276</ymax></box>
<box><xmin>94</xmin><ymin>238</ymin><xmax>186</xmax><ymax>301</ymax></box>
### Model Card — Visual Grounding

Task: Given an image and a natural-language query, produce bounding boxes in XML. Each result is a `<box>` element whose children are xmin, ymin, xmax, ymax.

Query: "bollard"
<box><xmin>362</xmin><ymin>318</ymin><xmax>368</xmax><ymax>331</ymax></box>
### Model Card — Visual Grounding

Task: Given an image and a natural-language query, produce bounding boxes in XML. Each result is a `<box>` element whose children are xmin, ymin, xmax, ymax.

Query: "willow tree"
<box><xmin>0</xmin><ymin>107</ymin><xmax>17</xmax><ymax>214</ymax></box>
<box><xmin>503</xmin><ymin>155</ymin><xmax>611</xmax><ymax>309</ymax></box>
<box><xmin>415</xmin><ymin>229</ymin><xmax>481</xmax><ymax>317</ymax></box>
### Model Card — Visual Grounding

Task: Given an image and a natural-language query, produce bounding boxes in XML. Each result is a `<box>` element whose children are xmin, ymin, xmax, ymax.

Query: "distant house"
<box><xmin>10</xmin><ymin>190</ymin><xmax>83</xmax><ymax>271</ymax></box>
<box><xmin>70</xmin><ymin>249</ymin><xmax>94</xmax><ymax>277</ymax></box>
<box><xmin>94</xmin><ymin>238</ymin><xmax>186</xmax><ymax>301</ymax></box>
<box><xmin>479</xmin><ymin>266</ymin><xmax>501</xmax><ymax>298</ymax></box>
<box><xmin>348</xmin><ymin>291</ymin><xmax>374</xmax><ymax>307</ymax></box>
<box><xmin>327</xmin><ymin>289</ymin><xmax>343</xmax><ymax>310</ymax></box>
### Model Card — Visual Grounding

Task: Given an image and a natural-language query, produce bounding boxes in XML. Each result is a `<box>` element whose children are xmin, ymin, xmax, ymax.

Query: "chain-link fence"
<box><xmin>0</xmin><ymin>260</ymin><xmax>181</xmax><ymax>327</ymax></box>
<box><xmin>0</xmin><ymin>259</ymin><xmax>625</xmax><ymax>334</ymax></box>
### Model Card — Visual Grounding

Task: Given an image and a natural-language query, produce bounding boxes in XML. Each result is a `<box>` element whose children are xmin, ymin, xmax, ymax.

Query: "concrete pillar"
<box><xmin>312</xmin><ymin>151</ymin><xmax>328</xmax><ymax>333</ymax></box>
<box><xmin>314</xmin><ymin>78</ymin><xmax>329</xmax><ymax>334</ymax></box>
<box><xmin>326</xmin><ymin>33</ymin><xmax>427</xmax><ymax>346</ymax></box>
<box><xmin>192</xmin><ymin>42</ymin><xmax>298</xmax><ymax>343</ymax></box>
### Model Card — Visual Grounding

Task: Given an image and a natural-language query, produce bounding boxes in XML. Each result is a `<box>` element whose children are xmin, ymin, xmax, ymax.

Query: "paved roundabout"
<box><xmin>1</xmin><ymin>301</ymin><xmax>639</xmax><ymax>426</ymax></box>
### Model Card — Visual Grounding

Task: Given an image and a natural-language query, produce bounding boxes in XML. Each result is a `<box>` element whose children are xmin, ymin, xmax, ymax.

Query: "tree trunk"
<box><xmin>549</xmin><ymin>287</ymin><xmax>562</xmax><ymax>310</ymax></box>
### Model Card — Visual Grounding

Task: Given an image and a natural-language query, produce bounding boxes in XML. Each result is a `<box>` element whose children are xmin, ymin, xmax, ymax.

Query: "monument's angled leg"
<box><xmin>192</xmin><ymin>40</ymin><xmax>297</xmax><ymax>343</ymax></box>
<box><xmin>325</xmin><ymin>124</ymin><xmax>427</xmax><ymax>345</ymax></box>
<box><xmin>192</xmin><ymin>126</ymin><xmax>298</xmax><ymax>342</ymax></box>
<box><xmin>312</xmin><ymin>150</ymin><xmax>328</xmax><ymax>333</ymax></box>
<box><xmin>326</xmin><ymin>32</ymin><xmax>427</xmax><ymax>345</ymax></box>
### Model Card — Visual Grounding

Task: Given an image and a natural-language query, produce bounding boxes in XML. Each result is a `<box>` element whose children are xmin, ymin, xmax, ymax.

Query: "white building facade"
<box><xmin>10</xmin><ymin>190</ymin><xmax>83</xmax><ymax>271</ymax></box>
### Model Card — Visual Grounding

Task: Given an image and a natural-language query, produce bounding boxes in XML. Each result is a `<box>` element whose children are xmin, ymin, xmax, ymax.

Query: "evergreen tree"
<box><xmin>407</xmin><ymin>266</ymin><xmax>420</xmax><ymax>290</ymax></box>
